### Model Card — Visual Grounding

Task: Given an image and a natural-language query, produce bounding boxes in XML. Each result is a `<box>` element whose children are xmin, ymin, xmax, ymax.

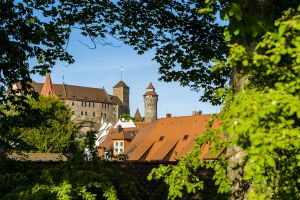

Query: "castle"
<box><xmin>26</xmin><ymin>74</ymin><xmax>158</xmax><ymax>131</ymax></box>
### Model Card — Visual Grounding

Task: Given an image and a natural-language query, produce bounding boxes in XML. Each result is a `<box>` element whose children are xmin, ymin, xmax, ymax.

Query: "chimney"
<box><xmin>117</xmin><ymin>125</ymin><xmax>122</xmax><ymax>133</ymax></box>
<box><xmin>166</xmin><ymin>113</ymin><xmax>172</xmax><ymax>118</ymax></box>
<box><xmin>192</xmin><ymin>110</ymin><xmax>202</xmax><ymax>116</ymax></box>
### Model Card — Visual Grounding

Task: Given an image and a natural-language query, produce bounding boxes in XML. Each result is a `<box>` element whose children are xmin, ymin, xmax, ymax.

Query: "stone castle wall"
<box><xmin>64</xmin><ymin>100</ymin><xmax>119</xmax><ymax>129</ymax></box>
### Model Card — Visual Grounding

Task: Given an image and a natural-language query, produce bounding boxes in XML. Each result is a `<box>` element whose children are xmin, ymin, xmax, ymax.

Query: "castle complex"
<box><xmin>25</xmin><ymin>74</ymin><xmax>158</xmax><ymax>131</ymax></box>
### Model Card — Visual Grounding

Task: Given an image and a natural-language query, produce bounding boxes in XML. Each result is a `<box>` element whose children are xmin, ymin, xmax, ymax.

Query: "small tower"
<box><xmin>134</xmin><ymin>108</ymin><xmax>142</xmax><ymax>122</ymax></box>
<box><xmin>144</xmin><ymin>82</ymin><xmax>158</xmax><ymax>122</ymax></box>
<box><xmin>41</xmin><ymin>73</ymin><xmax>56</xmax><ymax>97</ymax></box>
<box><xmin>113</xmin><ymin>81</ymin><xmax>130</xmax><ymax>115</ymax></box>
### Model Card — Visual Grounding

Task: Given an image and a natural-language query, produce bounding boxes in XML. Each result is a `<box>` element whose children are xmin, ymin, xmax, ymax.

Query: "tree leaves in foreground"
<box><xmin>0</xmin><ymin>96</ymin><xmax>73</xmax><ymax>153</ymax></box>
<box><xmin>0</xmin><ymin>0</ymin><xmax>116</xmax><ymax>102</ymax></box>
<box><xmin>149</xmin><ymin>5</ymin><xmax>300</xmax><ymax>200</ymax></box>
<box><xmin>0</xmin><ymin>158</ymin><xmax>142</xmax><ymax>200</ymax></box>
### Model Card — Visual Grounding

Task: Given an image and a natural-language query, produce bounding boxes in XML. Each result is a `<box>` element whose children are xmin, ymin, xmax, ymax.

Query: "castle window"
<box><xmin>72</xmin><ymin>111</ymin><xmax>74</xmax><ymax>115</ymax></box>
<box><xmin>93</xmin><ymin>102</ymin><xmax>94</xmax><ymax>108</ymax></box>
<box><xmin>93</xmin><ymin>112</ymin><xmax>95</xmax><ymax>117</ymax></box>
<box><xmin>81</xmin><ymin>111</ymin><xmax>83</xmax><ymax>116</ymax></box>
<box><xmin>81</xmin><ymin>102</ymin><xmax>83</xmax><ymax>107</ymax></box>
<box><xmin>72</xmin><ymin>101</ymin><xmax>74</xmax><ymax>106</ymax></box>
<box><xmin>84</xmin><ymin>102</ymin><xmax>87</xmax><ymax>107</ymax></box>
<box><xmin>104</xmin><ymin>113</ymin><xmax>106</xmax><ymax>118</ymax></box>
<box><xmin>85</xmin><ymin>112</ymin><xmax>87</xmax><ymax>116</ymax></box>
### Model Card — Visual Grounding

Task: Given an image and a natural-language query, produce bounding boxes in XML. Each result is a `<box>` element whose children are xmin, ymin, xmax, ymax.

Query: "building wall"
<box><xmin>144</xmin><ymin>95</ymin><xmax>158</xmax><ymax>122</ymax></box>
<box><xmin>64</xmin><ymin>100</ymin><xmax>118</xmax><ymax>127</ymax></box>
<box><xmin>113</xmin><ymin>87</ymin><xmax>130</xmax><ymax>115</ymax></box>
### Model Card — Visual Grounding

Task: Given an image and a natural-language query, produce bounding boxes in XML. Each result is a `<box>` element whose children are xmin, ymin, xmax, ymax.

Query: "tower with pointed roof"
<box><xmin>134</xmin><ymin>108</ymin><xmax>142</xmax><ymax>121</ymax></box>
<box><xmin>113</xmin><ymin>81</ymin><xmax>130</xmax><ymax>116</ymax></box>
<box><xmin>144</xmin><ymin>82</ymin><xmax>158</xmax><ymax>122</ymax></box>
<box><xmin>40</xmin><ymin>73</ymin><xmax>56</xmax><ymax>97</ymax></box>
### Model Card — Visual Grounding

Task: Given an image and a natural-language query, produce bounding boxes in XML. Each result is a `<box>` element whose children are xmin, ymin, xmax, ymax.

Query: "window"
<box><xmin>93</xmin><ymin>102</ymin><xmax>94</xmax><ymax>108</ymax></box>
<box><xmin>81</xmin><ymin>111</ymin><xmax>83</xmax><ymax>116</ymax></box>
<box><xmin>104</xmin><ymin>113</ymin><xmax>106</xmax><ymax>118</ymax></box>
<box><xmin>114</xmin><ymin>141</ymin><xmax>124</xmax><ymax>154</ymax></box>
<box><xmin>93</xmin><ymin>112</ymin><xmax>95</xmax><ymax>117</ymax></box>
<box><xmin>85</xmin><ymin>112</ymin><xmax>87</xmax><ymax>116</ymax></box>
<box><xmin>89</xmin><ymin>102</ymin><xmax>91</xmax><ymax>107</ymax></box>
<box><xmin>72</xmin><ymin>111</ymin><xmax>75</xmax><ymax>115</ymax></box>
<box><xmin>81</xmin><ymin>102</ymin><xmax>83</xmax><ymax>107</ymax></box>
<box><xmin>84</xmin><ymin>102</ymin><xmax>87</xmax><ymax>107</ymax></box>
<box><xmin>72</xmin><ymin>101</ymin><xmax>74</xmax><ymax>106</ymax></box>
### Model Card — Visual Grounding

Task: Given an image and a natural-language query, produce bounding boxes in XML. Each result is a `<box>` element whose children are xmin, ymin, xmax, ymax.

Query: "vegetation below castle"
<box><xmin>0</xmin><ymin>96</ymin><xmax>74</xmax><ymax>153</ymax></box>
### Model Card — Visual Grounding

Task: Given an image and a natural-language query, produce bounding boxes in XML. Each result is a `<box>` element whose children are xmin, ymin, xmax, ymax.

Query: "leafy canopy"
<box><xmin>1</xmin><ymin>96</ymin><xmax>73</xmax><ymax>153</ymax></box>
<box><xmin>149</xmin><ymin>3</ymin><xmax>300</xmax><ymax>200</ymax></box>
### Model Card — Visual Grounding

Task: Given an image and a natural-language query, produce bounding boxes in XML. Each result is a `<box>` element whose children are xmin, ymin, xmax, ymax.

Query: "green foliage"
<box><xmin>0</xmin><ymin>0</ymin><xmax>117</xmax><ymax>102</ymax></box>
<box><xmin>1</xmin><ymin>96</ymin><xmax>73</xmax><ymax>153</ymax></box>
<box><xmin>119</xmin><ymin>114</ymin><xmax>139</xmax><ymax>122</ymax></box>
<box><xmin>149</xmin><ymin>3</ymin><xmax>300</xmax><ymax>200</ymax></box>
<box><xmin>0</xmin><ymin>158</ymin><xmax>142</xmax><ymax>200</ymax></box>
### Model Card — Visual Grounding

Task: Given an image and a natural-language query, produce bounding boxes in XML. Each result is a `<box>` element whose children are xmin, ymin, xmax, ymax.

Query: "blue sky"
<box><xmin>32</xmin><ymin>30</ymin><xmax>221</xmax><ymax>118</ymax></box>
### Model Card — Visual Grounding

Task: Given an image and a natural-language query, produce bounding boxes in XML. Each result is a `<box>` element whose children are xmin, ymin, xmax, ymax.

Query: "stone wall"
<box><xmin>64</xmin><ymin>100</ymin><xmax>118</xmax><ymax>130</ymax></box>
<box><xmin>144</xmin><ymin>95</ymin><xmax>158</xmax><ymax>122</ymax></box>
<box><xmin>113</xmin><ymin>87</ymin><xmax>130</xmax><ymax>115</ymax></box>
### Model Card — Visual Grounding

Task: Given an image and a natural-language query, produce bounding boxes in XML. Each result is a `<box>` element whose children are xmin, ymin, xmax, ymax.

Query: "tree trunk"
<box><xmin>226</xmin><ymin>1</ymin><xmax>276</xmax><ymax>199</ymax></box>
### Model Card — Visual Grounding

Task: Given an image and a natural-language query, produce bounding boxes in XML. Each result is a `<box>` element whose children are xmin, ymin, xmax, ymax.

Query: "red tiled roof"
<box><xmin>111</xmin><ymin>130</ymin><xmax>136</xmax><ymax>140</ymax></box>
<box><xmin>143</xmin><ymin>91</ymin><xmax>158</xmax><ymax>96</ymax></box>
<box><xmin>134</xmin><ymin>122</ymin><xmax>151</xmax><ymax>129</ymax></box>
<box><xmin>25</xmin><ymin>79</ymin><xmax>122</xmax><ymax>104</ymax></box>
<box><xmin>126</xmin><ymin>115</ymin><xmax>222</xmax><ymax>161</ymax></box>
<box><xmin>40</xmin><ymin>73</ymin><xmax>56</xmax><ymax>97</ymax></box>
<box><xmin>99</xmin><ymin>127</ymin><xmax>140</xmax><ymax>151</ymax></box>
<box><xmin>147</xmin><ymin>82</ymin><xmax>155</xmax><ymax>89</ymax></box>
<box><xmin>113</xmin><ymin>81</ymin><xmax>129</xmax><ymax>88</ymax></box>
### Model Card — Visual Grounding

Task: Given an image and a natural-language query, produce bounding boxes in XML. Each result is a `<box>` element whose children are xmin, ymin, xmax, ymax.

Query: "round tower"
<box><xmin>144</xmin><ymin>82</ymin><xmax>158</xmax><ymax>122</ymax></box>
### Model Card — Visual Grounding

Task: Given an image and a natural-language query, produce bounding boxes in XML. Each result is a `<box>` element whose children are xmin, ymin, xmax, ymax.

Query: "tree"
<box><xmin>0</xmin><ymin>157</ymin><xmax>143</xmax><ymax>199</ymax></box>
<box><xmin>1</xmin><ymin>95</ymin><xmax>73</xmax><ymax>153</ymax></box>
<box><xmin>137</xmin><ymin>1</ymin><xmax>300</xmax><ymax>199</ymax></box>
<box><xmin>1</xmin><ymin>1</ymin><xmax>300</xmax><ymax>199</ymax></box>
<box><xmin>0</xmin><ymin>0</ymin><xmax>117</xmax><ymax>102</ymax></box>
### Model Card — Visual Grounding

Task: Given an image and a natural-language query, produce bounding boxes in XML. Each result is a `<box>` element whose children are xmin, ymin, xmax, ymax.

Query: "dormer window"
<box><xmin>114</xmin><ymin>141</ymin><xmax>124</xmax><ymax>154</ymax></box>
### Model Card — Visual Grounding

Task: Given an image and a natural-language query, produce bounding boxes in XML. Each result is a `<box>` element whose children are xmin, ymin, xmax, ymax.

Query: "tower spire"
<box><xmin>41</xmin><ymin>73</ymin><xmax>56</xmax><ymax>97</ymax></box>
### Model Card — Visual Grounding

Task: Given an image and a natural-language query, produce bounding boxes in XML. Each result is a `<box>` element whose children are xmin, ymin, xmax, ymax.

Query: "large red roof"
<box><xmin>125</xmin><ymin>115</ymin><xmax>222</xmax><ymax>161</ymax></box>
